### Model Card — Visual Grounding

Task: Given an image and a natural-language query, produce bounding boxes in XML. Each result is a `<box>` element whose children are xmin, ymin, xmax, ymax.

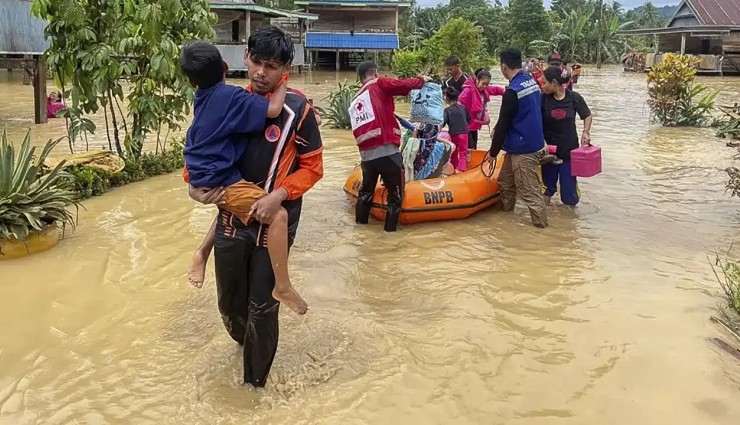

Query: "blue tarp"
<box><xmin>305</xmin><ymin>33</ymin><xmax>399</xmax><ymax>50</ymax></box>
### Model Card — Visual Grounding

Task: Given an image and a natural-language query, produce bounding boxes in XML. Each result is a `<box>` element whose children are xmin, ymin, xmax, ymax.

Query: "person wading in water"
<box><xmin>186</xmin><ymin>25</ymin><xmax>324</xmax><ymax>388</ymax></box>
<box><xmin>486</xmin><ymin>48</ymin><xmax>549</xmax><ymax>228</ymax></box>
<box><xmin>540</xmin><ymin>65</ymin><xmax>593</xmax><ymax>206</ymax></box>
<box><xmin>350</xmin><ymin>61</ymin><xmax>431</xmax><ymax>232</ymax></box>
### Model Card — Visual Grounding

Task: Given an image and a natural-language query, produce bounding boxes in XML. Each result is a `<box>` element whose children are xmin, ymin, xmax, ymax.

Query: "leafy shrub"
<box><xmin>392</xmin><ymin>50</ymin><xmax>423</xmax><ymax>78</ymax></box>
<box><xmin>66</xmin><ymin>166</ymin><xmax>111</xmax><ymax>198</ymax></box>
<box><xmin>646</xmin><ymin>54</ymin><xmax>718</xmax><ymax>127</ymax></box>
<box><xmin>0</xmin><ymin>128</ymin><xmax>81</xmax><ymax>241</ymax></box>
<box><xmin>715</xmin><ymin>104</ymin><xmax>740</xmax><ymax>140</ymax></box>
<box><xmin>67</xmin><ymin>138</ymin><xmax>185</xmax><ymax>200</ymax></box>
<box><xmin>323</xmin><ymin>81</ymin><xmax>359</xmax><ymax>130</ymax></box>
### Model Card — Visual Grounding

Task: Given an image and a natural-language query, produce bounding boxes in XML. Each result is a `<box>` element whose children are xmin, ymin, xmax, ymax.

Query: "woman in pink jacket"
<box><xmin>458</xmin><ymin>68</ymin><xmax>505</xmax><ymax>150</ymax></box>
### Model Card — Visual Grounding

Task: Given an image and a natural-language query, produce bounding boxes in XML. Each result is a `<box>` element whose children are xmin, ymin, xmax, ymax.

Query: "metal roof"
<box><xmin>295</xmin><ymin>0</ymin><xmax>411</xmax><ymax>7</ymax></box>
<box><xmin>684</xmin><ymin>0</ymin><xmax>740</xmax><ymax>26</ymax></box>
<box><xmin>209</xmin><ymin>2</ymin><xmax>319</xmax><ymax>20</ymax></box>
<box><xmin>305</xmin><ymin>32</ymin><xmax>399</xmax><ymax>50</ymax></box>
<box><xmin>618</xmin><ymin>25</ymin><xmax>740</xmax><ymax>36</ymax></box>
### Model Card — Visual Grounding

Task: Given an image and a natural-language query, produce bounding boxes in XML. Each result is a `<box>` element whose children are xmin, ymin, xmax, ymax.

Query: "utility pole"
<box><xmin>596</xmin><ymin>0</ymin><xmax>603</xmax><ymax>69</ymax></box>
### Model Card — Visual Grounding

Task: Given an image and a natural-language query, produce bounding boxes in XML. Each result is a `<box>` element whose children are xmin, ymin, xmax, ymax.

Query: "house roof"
<box><xmin>673</xmin><ymin>0</ymin><xmax>740</xmax><ymax>26</ymax></box>
<box><xmin>617</xmin><ymin>0</ymin><xmax>740</xmax><ymax>36</ymax></box>
<box><xmin>209</xmin><ymin>2</ymin><xmax>319</xmax><ymax>20</ymax></box>
<box><xmin>305</xmin><ymin>32</ymin><xmax>399</xmax><ymax>50</ymax></box>
<box><xmin>295</xmin><ymin>0</ymin><xmax>411</xmax><ymax>8</ymax></box>
<box><xmin>618</xmin><ymin>25</ymin><xmax>740</xmax><ymax>36</ymax></box>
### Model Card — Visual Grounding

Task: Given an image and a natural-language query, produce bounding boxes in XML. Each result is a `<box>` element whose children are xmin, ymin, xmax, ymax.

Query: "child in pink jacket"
<box><xmin>458</xmin><ymin>68</ymin><xmax>505</xmax><ymax>150</ymax></box>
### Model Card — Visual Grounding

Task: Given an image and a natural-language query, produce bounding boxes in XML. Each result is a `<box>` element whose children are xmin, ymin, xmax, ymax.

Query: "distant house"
<box><xmin>618</xmin><ymin>0</ymin><xmax>740</xmax><ymax>75</ymax></box>
<box><xmin>294</xmin><ymin>0</ymin><xmax>411</xmax><ymax>70</ymax></box>
<box><xmin>209</xmin><ymin>1</ymin><xmax>318</xmax><ymax>71</ymax></box>
<box><xmin>0</xmin><ymin>0</ymin><xmax>51</xmax><ymax>123</ymax></box>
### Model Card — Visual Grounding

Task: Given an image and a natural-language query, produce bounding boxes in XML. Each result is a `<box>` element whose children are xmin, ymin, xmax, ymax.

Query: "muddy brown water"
<box><xmin>1</xmin><ymin>67</ymin><xmax>740</xmax><ymax>424</ymax></box>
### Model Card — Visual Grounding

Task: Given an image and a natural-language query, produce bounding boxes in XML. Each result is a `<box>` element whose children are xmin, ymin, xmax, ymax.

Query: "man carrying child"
<box><xmin>183</xmin><ymin>26</ymin><xmax>324</xmax><ymax>388</ymax></box>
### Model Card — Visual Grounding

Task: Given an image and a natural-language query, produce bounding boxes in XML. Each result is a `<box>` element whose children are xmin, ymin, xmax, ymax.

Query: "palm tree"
<box><xmin>639</xmin><ymin>2</ymin><xmax>662</xmax><ymax>28</ymax></box>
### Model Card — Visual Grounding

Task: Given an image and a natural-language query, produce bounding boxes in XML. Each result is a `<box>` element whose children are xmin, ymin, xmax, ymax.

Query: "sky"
<box><xmin>416</xmin><ymin>0</ymin><xmax>679</xmax><ymax>8</ymax></box>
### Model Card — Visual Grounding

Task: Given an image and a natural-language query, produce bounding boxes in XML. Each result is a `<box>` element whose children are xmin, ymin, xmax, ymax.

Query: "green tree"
<box><xmin>418</xmin><ymin>18</ymin><xmax>492</xmax><ymax>76</ymax></box>
<box><xmin>639</xmin><ymin>2</ymin><xmax>663</xmax><ymax>28</ymax></box>
<box><xmin>551</xmin><ymin>0</ymin><xmax>588</xmax><ymax>20</ymax></box>
<box><xmin>31</xmin><ymin>0</ymin><xmax>216</xmax><ymax>159</ymax></box>
<box><xmin>508</xmin><ymin>0</ymin><xmax>551</xmax><ymax>53</ymax></box>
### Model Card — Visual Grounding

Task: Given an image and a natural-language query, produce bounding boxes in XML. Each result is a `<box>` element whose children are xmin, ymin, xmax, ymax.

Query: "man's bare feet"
<box><xmin>273</xmin><ymin>284</ymin><xmax>308</xmax><ymax>315</ymax></box>
<box><xmin>188</xmin><ymin>250</ymin><xmax>207</xmax><ymax>288</ymax></box>
<box><xmin>544</xmin><ymin>195</ymin><xmax>552</xmax><ymax>206</ymax></box>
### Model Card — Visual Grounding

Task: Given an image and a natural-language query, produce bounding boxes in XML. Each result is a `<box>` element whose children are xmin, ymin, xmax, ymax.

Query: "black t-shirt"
<box><xmin>443</xmin><ymin>73</ymin><xmax>468</xmax><ymax>94</ymax></box>
<box><xmin>443</xmin><ymin>103</ymin><xmax>471</xmax><ymax>135</ymax></box>
<box><xmin>541</xmin><ymin>90</ymin><xmax>591</xmax><ymax>160</ymax></box>
<box><xmin>236</xmin><ymin>90</ymin><xmax>323</xmax><ymax>239</ymax></box>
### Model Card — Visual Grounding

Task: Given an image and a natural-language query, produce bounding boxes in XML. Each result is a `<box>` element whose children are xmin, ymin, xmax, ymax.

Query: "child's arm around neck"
<box><xmin>266</xmin><ymin>77</ymin><xmax>288</xmax><ymax>118</ymax></box>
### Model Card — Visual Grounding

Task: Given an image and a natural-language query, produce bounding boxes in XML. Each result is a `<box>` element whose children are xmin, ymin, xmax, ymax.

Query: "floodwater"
<box><xmin>1</xmin><ymin>67</ymin><xmax>740</xmax><ymax>424</ymax></box>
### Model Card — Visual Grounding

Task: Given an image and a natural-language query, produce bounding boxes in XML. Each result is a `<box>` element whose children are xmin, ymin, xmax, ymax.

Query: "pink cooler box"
<box><xmin>570</xmin><ymin>144</ymin><xmax>601</xmax><ymax>178</ymax></box>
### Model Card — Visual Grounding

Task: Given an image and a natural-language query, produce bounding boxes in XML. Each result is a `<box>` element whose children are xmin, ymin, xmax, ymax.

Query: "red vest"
<box><xmin>349</xmin><ymin>76</ymin><xmax>424</xmax><ymax>153</ymax></box>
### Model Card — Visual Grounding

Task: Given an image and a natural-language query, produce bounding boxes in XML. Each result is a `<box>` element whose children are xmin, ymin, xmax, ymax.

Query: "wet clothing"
<box><xmin>184</xmin><ymin>82</ymin><xmax>269</xmax><ymax>188</ymax></box>
<box><xmin>498</xmin><ymin>149</ymin><xmax>548</xmax><ymax>228</ymax></box>
<box><xmin>350</xmin><ymin>76</ymin><xmax>425</xmax><ymax>162</ymax></box>
<box><xmin>352</xmin><ymin>77</ymin><xmax>424</xmax><ymax>232</ymax></box>
<box><xmin>489</xmin><ymin>70</ymin><xmax>545</xmax><ymax>157</ymax></box>
<box><xmin>47</xmin><ymin>99</ymin><xmax>65</xmax><ymax>118</ymax></box>
<box><xmin>443</xmin><ymin>73</ymin><xmax>468</xmax><ymax>94</ymax></box>
<box><xmin>209</xmin><ymin>88</ymin><xmax>323</xmax><ymax>387</ymax></box>
<box><xmin>541</xmin><ymin>90</ymin><xmax>591</xmax><ymax>161</ymax></box>
<box><xmin>542</xmin><ymin>160</ymin><xmax>580</xmax><ymax>206</ymax></box>
<box><xmin>540</xmin><ymin>89</ymin><xmax>590</xmax><ymax>207</ymax></box>
<box><xmin>488</xmin><ymin>70</ymin><xmax>547</xmax><ymax>228</ymax></box>
<box><xmin>443</xmin><ymin>103</ymin><xmax>470</xmax><ymax>136</ymax></box>
<box><xmin>356</xmin><ymin>152</ymin><xmax>405</xmax><ymax>232</ymax></box>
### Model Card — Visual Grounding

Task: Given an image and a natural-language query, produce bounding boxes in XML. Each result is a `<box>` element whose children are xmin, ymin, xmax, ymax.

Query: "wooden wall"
<box><xmin>723</xmin><ymin>32</ymin><xmax>740</xmax><ymax>55</ymax></box>
<box><xmin>308</xmin><ymin>8</ymin><xmax>396</xmax><ymax>33</ymax></box>
<box><xmin>213</xmin><ymin>10</ymin><xmax>266</xmax><ymax>44</ymax></box>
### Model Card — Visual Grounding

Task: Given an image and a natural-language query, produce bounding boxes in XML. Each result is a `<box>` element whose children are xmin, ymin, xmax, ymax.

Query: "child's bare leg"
<box><xmin>188</xmin><ymin>216</ymin><xmax>216</xmax><ymax>288</ymax></box>
<box><xmin>267</xmin><ymin>208</ymin><xmax>308</xmax><ymax>315</ymax></box>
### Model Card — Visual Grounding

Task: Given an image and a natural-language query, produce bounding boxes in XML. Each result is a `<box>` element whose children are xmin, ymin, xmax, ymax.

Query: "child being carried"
<box><xmin>180</xmin><ymin>40</ymin><xmax>307</xmax><ymax>315</ymax></box>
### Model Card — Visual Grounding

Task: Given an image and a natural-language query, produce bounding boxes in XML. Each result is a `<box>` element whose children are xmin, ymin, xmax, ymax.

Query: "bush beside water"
<box><xmin>646</xmin><ymin>54</ymin><xmax>717</xmax><ymax>127</ymax></box>
<box><xmin>66</xmin><ymin>139</ymin><xmax>185</xmax><ymax>200</ymax></box>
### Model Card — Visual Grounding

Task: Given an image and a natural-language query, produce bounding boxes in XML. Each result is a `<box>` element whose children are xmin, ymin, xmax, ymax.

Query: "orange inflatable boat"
<box><xmin>343</xmin><ymin>150</ymin><xmax>504</xmax><ymax>225</ymax></box>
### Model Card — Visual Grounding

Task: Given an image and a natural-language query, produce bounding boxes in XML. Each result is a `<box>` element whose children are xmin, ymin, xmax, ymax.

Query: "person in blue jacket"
<box><xmin>486</xmin><ymin>48</ymin><xmax>548</xmax><ymax>228</ymax></box>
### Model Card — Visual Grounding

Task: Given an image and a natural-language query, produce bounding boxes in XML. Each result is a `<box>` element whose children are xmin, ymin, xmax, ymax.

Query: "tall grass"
<box><xmin>710</xmin><ymin>248</ymin><xmax>740</xmax><ymax>331</ymax></box>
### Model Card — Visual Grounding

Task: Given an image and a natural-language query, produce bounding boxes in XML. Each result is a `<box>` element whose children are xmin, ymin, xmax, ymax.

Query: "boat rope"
<box><xmin>480</xmin><ymin>155</ymin><xmax>498</xmax><ymax>179</ymax></box>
